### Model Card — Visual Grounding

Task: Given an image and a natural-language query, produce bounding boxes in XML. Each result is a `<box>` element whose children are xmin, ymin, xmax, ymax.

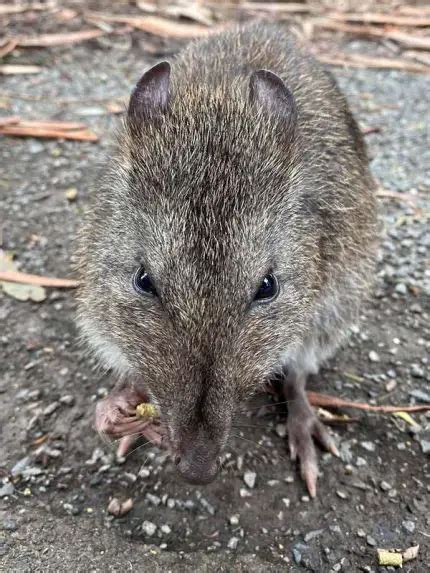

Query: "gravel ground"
<box><xmin>1</xmin><ymin>18</ymin><xmax>429</xmax><ymax>573</ymax></box>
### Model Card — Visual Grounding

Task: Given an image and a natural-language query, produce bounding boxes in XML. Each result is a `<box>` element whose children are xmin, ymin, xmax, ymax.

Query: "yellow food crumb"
<box><xmin>377</xmin><ymin>549</ymin><xmax>403</xmax><ymax>567</ymax></box>
<box><xmin>136</xmin><ymin>402</ymin><xmax>159</xmax><ymax>419</ymax></box>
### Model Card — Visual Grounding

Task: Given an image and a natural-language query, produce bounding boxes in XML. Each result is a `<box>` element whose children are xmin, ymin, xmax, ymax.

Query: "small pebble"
<box><xmin>394</xmin><ymin>283</ymin><xmax>407</xmax><ymax>295</ymax></box>
<box><xmin>1</xmin><ymin>519</ymin><xmax>17</xmax><ymax>531</ymax></box>
<box><xmin>43</xmin><ymin>402</ymin><xmax>59</xmax><ymax>416</ymax></box>
<box><xmin>336</xmin><ymin>490</ymin><xmax>348</xmax><ymax>499</ymax></box>
<box><xmin>380</xmin><ymin>481</ymin><xmax>391</xmax><ymax>492</ymax></box>
<box><xmin>419</xmin><ymin>440</ymin><xmax>430</xmax><ymax>454</ymax></box>
<box><xmin>59</xmin><ymin>394</ymin><xmax>75</xmax><ymax>406</ymax></box>
<box><xmin>409</xmin><ymin>389</ymin><xmax>430</xmax><ymax>402</ymax></box>
<box><xmin>146</xmin><ymin>493</ymin><xmax>161</xmax><ymax>506</ymax></box>
<box><xmin>402</xmin><ymin>520</ymin><xmax>415</xmax><ymax>533</ymax></box>
<box><xmin>304</xmin><ymin>529</ymin><xmax>324</xmax><ymax>542</ymax></box>
<box><xmin>360</xmin><ymin>441</ymin><xmax>376</xmax><ymax>452</ymax></box>
<box><xmin>142</xmin><ymin>521</ymin><xmax>157</xmax><ymax>536</ymax></box>
<box><xmin>65</xmin><ymin>188</ymin><xmax>78</xmax><ymax>202</ymax></box>
<box><xmin>160</xmin><ymin>524</ymin><xmax>171</xmax><ymax>534</ymax></box>
<box><xmin>243</xmin><ymin>470</ymin><xmax>257</xmax><ymax>489</ymax></box>
<box><xmin>410</xmin><ymin>365</ymin><xmax>424</xmax><ymax>379</ymax></box>
<box><xmin>229</xmin><ymin>515</ymin><xmax>240</xmax><ymax>526</ymax></box>
<box><xmin>227</xmin><ymin>536</ymin><xmax>239</xmax><ymax>550</ymax></box>
<box><xmin>275</xmin><ymin>423</ymin><xmax>287</xmax><ymax>438</ymax></box>
<box><xmin>366</xmin><ymin>535</ymin><xmax>377</xmax><ymax>547</ymax></box>
<box><xmin>368</xmin><ymin>351</ymin><xmax>380</xmax><ymax>362</ymax></box>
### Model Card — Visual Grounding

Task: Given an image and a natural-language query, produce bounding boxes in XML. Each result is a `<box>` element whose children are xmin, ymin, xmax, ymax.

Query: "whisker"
<box><xmin>238</xmin><ymin>397</ymin><xmax>299</xmax><ymax>416</ymax></box>
<box><xmin>125</xmin><ymin>439</ymin><xmax>154</xmax><ymax>459</ymax></box>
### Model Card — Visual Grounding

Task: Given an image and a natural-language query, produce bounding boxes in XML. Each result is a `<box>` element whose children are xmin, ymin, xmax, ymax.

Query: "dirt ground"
<box><xmin>1</xmin><ymin>3</ymin><xmax>429</xmax><ymax>572</ymax></box>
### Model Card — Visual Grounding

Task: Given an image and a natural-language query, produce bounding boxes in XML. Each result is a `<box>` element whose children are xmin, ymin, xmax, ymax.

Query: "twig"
<box><xmin>316</xmin><ymin>20</ymin><xmax>430</xmax><ymax>51</ymax></box>
<box><xmin>361</xmin><ymin>126</ymin><xmax>381</xmax><ymax>135</ymax></box>
<box><xmin>328</xmin><ymin>12</ymin><xmax>430</xmax><ymax>27</ymax></box>
<box><xmin>85</xmin><ymin>11</ymin><xmax>214</xmax><ymax>38</ymax></box>
<box><xmin>376</xmin><ymin>189</ymin><xmax>418</xmax><ymax>205</ymax></box>
<box><xmin>0</xmin><ymin>271</ymin><xmax>78</xmax><ymax>289</ymax></box>
<box><xmin>16</xmin><ymin>29</ymin><xmax>105</xmax><ymax>48</ymax></box>
<box><xmin>14</xmin><ymin>119</ymin><xmax>88</xmax><ymax>130</ymax></box>
<box><xmin>241</xmin><ymin>2</ymin><xmax>311</xmax><ymax>13</ymax></box>
<box><xmin>0</xmin><ymin>2</ymin><xmax>56</xmax><ymax>15</ymax></box>
<box><xmin>0</xmin><ymin>39</ymin><xmax>18</xmax><ymax>58</ymax></box>
<box><xmin>0</xmin><ymin>116</ymin><xmax>20</xmax><ymax>127</ymax></box>
<box><xmin>0</xmin><ymin>64</ymin><xmax>42</xmax><ymax>74</ymax></box>
<box><xmin>399</xmin><ymin>6</ymin><xmax>430</xmax><ymax>16</ymax></box>
<box><xmin>307</xmin><ymin>391</ymin><xmax>430</xmax><ymax>413</ymax></box>
<box><xmin>318</xmin><ymin>53</ymin><xmax>430</xmax><ymax>74</ymax></box>
<box><xmin>0</xmin><ymin>118</ymin><xmax>98</xmax><ymax>141</ymax></box>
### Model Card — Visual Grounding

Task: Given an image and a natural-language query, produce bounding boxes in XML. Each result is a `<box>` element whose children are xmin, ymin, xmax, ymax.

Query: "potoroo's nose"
<box><xmin>175</xmin><ymin>442</ymin><xmax>219</xmax><ymax>485</ymax></box>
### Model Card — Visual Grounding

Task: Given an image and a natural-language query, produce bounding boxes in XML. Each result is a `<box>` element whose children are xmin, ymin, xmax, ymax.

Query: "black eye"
<box><xmin>254</xmin><ymin>273</ymin><xmax>279</xmax><ymax>302</ymax></box>
<box><xmin>133</xmin><ymin>266</ymin><xmax>157</xmax><ymax>296</ymax></box>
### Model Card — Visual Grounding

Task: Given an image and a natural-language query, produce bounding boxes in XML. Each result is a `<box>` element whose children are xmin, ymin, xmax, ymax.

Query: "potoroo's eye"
<box><xmin>133</xmin><ymin>266</ymin><xmax>157</xmax><ymax>296</ymax></box>
<box><xmin>254</xmin><ymin>273</ymin><xmax>279</xmax><ymax>303</ymax></box>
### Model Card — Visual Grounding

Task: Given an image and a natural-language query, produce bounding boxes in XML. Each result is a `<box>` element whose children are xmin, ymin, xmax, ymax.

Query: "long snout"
<box><xmin>175</xmin><ymin>436</ymin><xmax>220</xmax><ymax>485</ymax></box>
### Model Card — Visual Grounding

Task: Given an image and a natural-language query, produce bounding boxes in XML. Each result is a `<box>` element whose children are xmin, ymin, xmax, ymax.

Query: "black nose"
<box><xmin>175</xmin><ymin>445</ymin><xmax>219</xmax><ymax>485</ymax></box>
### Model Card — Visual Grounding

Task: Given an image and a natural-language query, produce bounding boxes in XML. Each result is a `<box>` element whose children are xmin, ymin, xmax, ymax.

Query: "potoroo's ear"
<box><xmin>128</xmin><ymin>61</ymin><xmax>171</xmax><ymax>123</ymax></box>
<box><xmin>249</xmin><ymin>69</ymin><xmax>297</xmax><ymax>127</ymax></box>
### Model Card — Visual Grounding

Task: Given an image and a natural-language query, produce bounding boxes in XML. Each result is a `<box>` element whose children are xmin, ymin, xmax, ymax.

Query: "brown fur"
<box><xmin>77</xmin><ymin>23</ymin><xmax>379</xmax><ymax>461</ymax></box>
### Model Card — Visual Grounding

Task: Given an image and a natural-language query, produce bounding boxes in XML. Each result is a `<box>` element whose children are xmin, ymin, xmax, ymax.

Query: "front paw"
<box><xmin>287</xmin><ymin>404</ymin><xmax>339</xmax><ymax>498</ymax></box>
<box><xmin>95</xmin><ymin>387</ymin><xmax>147</xmax><ymax>440</ymax></box>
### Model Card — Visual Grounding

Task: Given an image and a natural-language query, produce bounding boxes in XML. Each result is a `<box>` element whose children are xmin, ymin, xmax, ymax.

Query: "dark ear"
<box><xmin>249</xmin><ymin>69</ymin><xmax>296</xmax><ymax>125</ymax></box>
<box><xmin>128</xmin><ymin>61</ymin><xmax>171</xmax><ymax>123</ymax></box>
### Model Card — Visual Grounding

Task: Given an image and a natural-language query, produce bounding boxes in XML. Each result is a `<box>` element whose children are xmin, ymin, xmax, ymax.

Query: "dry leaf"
<box><xmin>392</xmin><ymin>411</ymin><xmax>419</xmax><ymax>427</ymax></box>
<box><xmin>104</xmin><ymin>101</ymin><xmax>125</xmax><ymax>114</ymax></box>
<box><xmin>316</xmin><ymin>20</ymin><xmax>430</xmax><ymax>51</ymax></box>
<box><xmin>329</xmin><ymin>11</ymin><xmax>430</xmax><ymax>27</ymax></box>
<box><xmin>317</xmin><ymin>407</ymin><xmax>358</xmax><ymax>424</ymax></box>
<box><xmin>136</xmin><ymin>1</ymin><xmax>157</xmax><ymax>14</ymax></box>
<box><xmin>376</xmin><ymin>188</ymin><xmax>418</xmax><ymax>205</ymax></box>
<box><xmin>403</xmin><ymin>545</ymin><xmax>419</xmax><ymax>562</ymax></box>
<box><xmin>107</xmin><ymin>497</ymin><xmax>134</xmax><ymax>517</ymax></box>
<box><xmin>0</xmin><ymin>116</ymin><xmax>20</xmax><ymax>127</ymax></box>
<box><xmin>0</xmin><ymin>251</ymin><xmax>46</xmax><ymax>302</ymax></box>
<box><xmin>0</xmin><ymin>39</ymin><xmax>18</xmax><ymax>59</ymax></box>
<box><xmin>0</xmin><ymin>65</ymin><xmax>42</xmax><ymax>75</ymax></box>
<box><xmin>318</xmin><ymin>53</ymin><xmax>430</xmax><ymax>74</ymax></box>
<box><xmin>86</xmin><ymin>11</ymin><xmax>212</xmax><ymax>38</ymax></box>
<box><xmin>241</xmin><ymin>2</ymin><xmax>310</xmax><ymax>14</ymax></box>
<box><xmin>0</xmin><ymin>2</ymin><xmax>55</xmax><ymax>15</ymax></box>
<box><xmin>17</xmin><ymin>29</ymin><xmax>105</xmax><ymax>48</ymax></box>
<box><xmin>17</xmin><ymin>120</ymin><xmax>87</xmax><ymax>130</ymax></box>
<box><xmin>54</xmin><ymin>8</ymin><xmax>78</xmax><ymax>22</ymax></box>
<box><xmin>164</xmin><ymin>4</ymin><xmax>214</xmax><ymax>26</ymax></box>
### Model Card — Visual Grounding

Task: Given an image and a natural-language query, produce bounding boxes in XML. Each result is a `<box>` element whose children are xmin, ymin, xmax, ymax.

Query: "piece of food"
<box><xmin>377</xmin><ymin>549</ymin><xmax>403</xmax><ymax>567</ymax></box>
<box><xmin>136</xmin><ymin>402</ymin><xmax>160</xmax><ymax>419</ymax></box>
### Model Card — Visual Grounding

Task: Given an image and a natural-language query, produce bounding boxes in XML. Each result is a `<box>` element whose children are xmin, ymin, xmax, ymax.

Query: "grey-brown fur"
<box><xmin>77</xmin><ymin>23</ymin><xmax>379</xmax><ymax>485</ymax></box>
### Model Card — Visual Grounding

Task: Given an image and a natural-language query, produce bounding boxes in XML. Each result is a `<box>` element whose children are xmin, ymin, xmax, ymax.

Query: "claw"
<box><xmin>286</xmin><ymin>400</ymin><xmax>338</xmax><ymax>497</ymax></box>
<box><xmin>302</xmin><ymin>464</ymin><xmax>318</xmax><ymax>499</ymax></box>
